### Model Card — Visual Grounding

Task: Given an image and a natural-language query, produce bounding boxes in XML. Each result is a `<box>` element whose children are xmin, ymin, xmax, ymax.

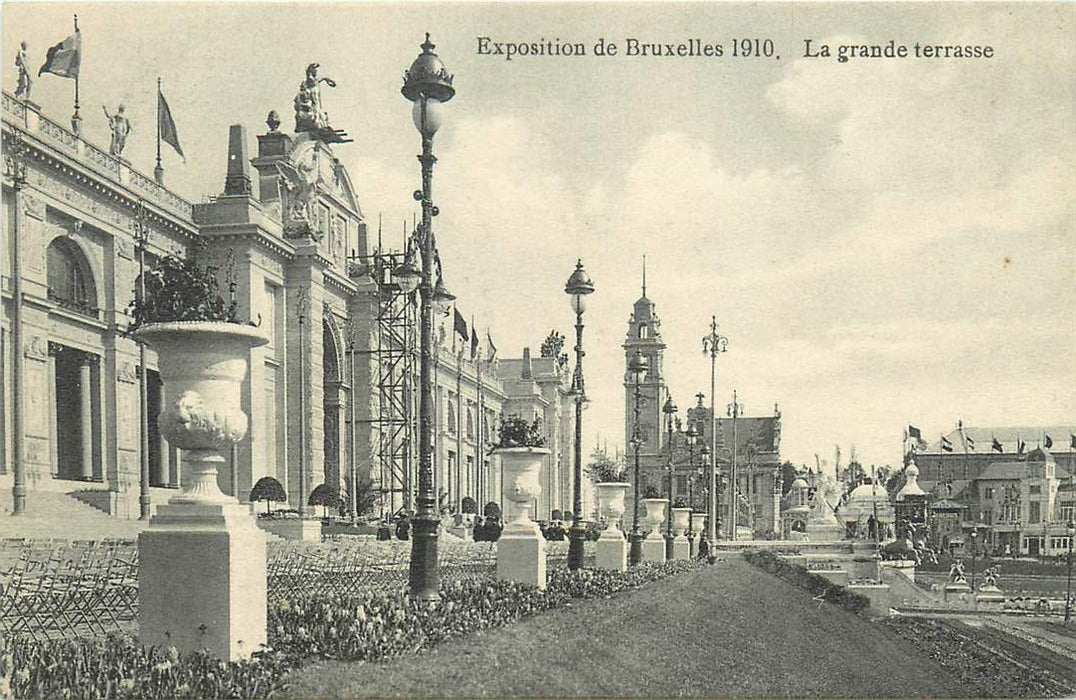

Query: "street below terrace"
<box><xmin>284</xmin><ymin>556</ymin><xmax>965</xmax><ymax>698</ymax></box>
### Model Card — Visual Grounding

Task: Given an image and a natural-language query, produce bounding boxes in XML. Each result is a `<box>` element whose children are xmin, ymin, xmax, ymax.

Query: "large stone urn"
<box><xmin>671</xmin><ymin>507</ymin><xmax>692</xmax><ymax>560</ymax></box>
<box><xmin>132</xmin><ymin>321</ymin><xmax>269</xmax><ymax>661</ymax></box>
<box><xmin>496</xmin><ymin>447</ymin><xmax>550</xmax><ymax>588</ymax></box>
<box><xmin>641</xmin><ymin>498</ymin><xmax>667</xmax><ymax>564</ymax></box>
<box><xmin>595</xmin><ymin>482</ymin><xmax>630</xmax><ymax>571</ymax></box>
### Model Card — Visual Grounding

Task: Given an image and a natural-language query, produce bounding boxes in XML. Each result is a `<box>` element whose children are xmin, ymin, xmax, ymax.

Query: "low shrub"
<box><xmin>743</xmin><ymin>549</ymin><xmax>871</xmax><ymax>615</ymax></box>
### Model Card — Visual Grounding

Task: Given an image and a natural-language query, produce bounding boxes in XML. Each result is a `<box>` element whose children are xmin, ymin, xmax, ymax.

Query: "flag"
<box><xmin>453</xmin><ymin>307</ymin><xmax>468</xmax><ymax>343</ymax></box>
<box><xmin>941</xmin><ymin>435</ymin><xmax>953</xmax><ymax>453</ymax></box>
<box><xmin>1044</xmin><ymin>434</ymin><xmax>1053</xmax><ymax>449</ymax></box>
<box><xmin>965</xmin><ymin>435</ymin><xmax>975</xmax><ymax>450</ymax></box>
<box><xmin>470</xmin><ymin>315</ymin><xmax>478</xmax><ymax>360</ymax></box>
<box><xmin>1070</xmin><ymin>434</ymin><xmax>1076</xmax><ymax>450</ymax></box>
<box><xmin>908</xmin><ymin>425</ymin><xmax>922</xmax><ymax>441</ymax></box>
<box><xmin>991</xmin><ymin>437</ymin><xmax>1003</xmax><ymax>453</ymax></box>
<box><xmin>1017</xmin><ymin>439</ymin><xmax>1025</xmax><ymax>454</ymax></box>
<box><xmin>486</xmin><ymin>329</ymin><xmax>497</xmax><ymax>361</ymax></box>
<box><xmin>158</xmin><ymin>88</ymin><xmax>185</xmax><ymax>160</ymax></box>
<box><xmin>39</xmin><ymin>30</ymin><xmax>81</xmax><ymax>79</ymax></box>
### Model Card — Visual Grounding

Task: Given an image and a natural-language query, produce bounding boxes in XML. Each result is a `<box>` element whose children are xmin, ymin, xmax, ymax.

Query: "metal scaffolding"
<box><xmin>365</xmin><ymin>248</ymin><xmax>418</xmax><ymax>518</ymax></box>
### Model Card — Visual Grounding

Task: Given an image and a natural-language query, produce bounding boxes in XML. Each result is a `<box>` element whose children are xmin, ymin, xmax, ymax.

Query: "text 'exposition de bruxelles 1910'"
<box><xmin>475</xmin><ymin>37</ymin><xmax>996</xmax><ymax>63</ymax></box>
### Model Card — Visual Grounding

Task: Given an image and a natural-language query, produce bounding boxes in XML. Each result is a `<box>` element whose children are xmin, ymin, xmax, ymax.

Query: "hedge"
<box><xmin>743</xmin><ymin>549</ymin><xmax>871</xmax><ymax>615</ymax></box>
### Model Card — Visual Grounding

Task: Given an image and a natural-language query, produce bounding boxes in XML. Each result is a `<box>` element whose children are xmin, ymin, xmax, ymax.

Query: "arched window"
<box><xmin>322</xmin><ymin>321</ymin><xmax>340</xmax><ymax>383</ymax></box>
<box><xmin>466</xmin><ymin>406</ymin><xmax>475</xmax><ymax>438</ymax></box>
<box><xmin>47</xmin><ymin>238</ymin><xmax>96</xmax><ymax>317</ymax></box>
<box><xmin>638</xmin><ymin>325</ymin><xmax>648</xmax><ymax>339</ymax></box>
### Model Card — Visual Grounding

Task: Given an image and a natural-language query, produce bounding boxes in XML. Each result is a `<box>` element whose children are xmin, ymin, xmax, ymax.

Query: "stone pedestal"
<box><xmin>497</xmin><ymin>520</ymin><xmax>547</xmax><ymax>589</ymax></box>
<box><xmin>139</xmin><ymin>502</ymin><xmax>266</xmax><ymax>661</ymax></box>
<box><xmin>641</xmin><ymin>531</ymin><xmax>666</xmax><ymax>564</ymax></box>
<box><xmin>595</xmin><ymin>527</ymin><xmax>627</xmax><ymax>572</ymax></box>
<box><xmin>976</xmin><ymin>584</ymin><xmax>1005</xmax><ymax>609</ymax></box>
<box><xmin>671</xmin><ymin>535</ymin><xmax>690</xmax><ymax>560</ymax></box>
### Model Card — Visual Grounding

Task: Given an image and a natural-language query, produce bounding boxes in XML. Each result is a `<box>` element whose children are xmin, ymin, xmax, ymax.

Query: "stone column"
<box><xmin>79</xmin><ymin>359</ymin><xmax>94</xmax><ymax>479</ymax></box>
<box><xmin>47</xmin><ymin>351</ymin><xmax>58</xmax><ymax>475</ymax></box>
<box><xmin>156</xmin><ymin>433</ymin><xmax>169</xmax><ymax>487</ymax></box>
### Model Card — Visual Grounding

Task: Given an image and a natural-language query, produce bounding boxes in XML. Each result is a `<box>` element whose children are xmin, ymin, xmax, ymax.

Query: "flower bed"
<box><xmin>743</xmin><ymin>549</ymin><xmax>871</xmax><ymax>615</ymax></box>
<box><xmin>3</xmin><ymin>559</ymin><xmax>705</xmax><ymax>698</ymax></box>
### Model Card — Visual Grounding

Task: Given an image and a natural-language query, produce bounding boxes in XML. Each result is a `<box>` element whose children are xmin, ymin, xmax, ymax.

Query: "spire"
<box><xmin>642</xmin><ymin>254</ymin><xmax>647</xmax><ymax>298</ymax></box>
<box><xmin>223</xmin><ymin>124</ymin><xmax>252</xmax><ymax>196</ymax></box>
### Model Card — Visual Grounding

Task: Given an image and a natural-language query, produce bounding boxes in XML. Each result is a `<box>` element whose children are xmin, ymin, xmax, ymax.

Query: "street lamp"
<box><xmin>4</xmin><ymin>127</ymin><xmax>28</xmax><ymax>516</ymax></box>
<box><xmin>698</xmin><ymin>443</ymin><xmax>712</xmax><ymax>560</ymax></box>
<box><xmin>969</xmin><ymin>527</ymin><xmax>979</xmax><ymax>591</ymax></box>
<box><xmin>401</xmin><ymin>33</ymin><xmax>456</xmax><ymax>601</ymax></box>
<box><xmin>727</xmin><ymin>391</ymin><xmax>743</xmax><ymax>540</ymax></box>
<box><xmin>626</xmin><ymin>350</ymin><xmax>649</xmax><ymax>566</ymax></box>
<box><xmin>134</xmin><ymin>200</ymin><xmax>151</xmax><ymax>520</ymax></box>
<box><xmin>685</xmin><ymin>422</ymin><xmax>698</xmax><ymax>555</ymax></box>
<box><xmin>565</xmin><ymin>259</ymin><xmax>595</xmax><ymax>571</ymax></box>
<box><xmin>702</xmin><ymin>317</ymin><xmax>729</xmax><ymax>547</ymax></box>
<box><xmin>1065</xmin><ymin>520</ymin><xmax>1074</xmax><ymax>624</ymax></box>
<box><xmin>663</xmin><ymin>393</ymin><xmax>678</xmax><ymax>559</ymax></box>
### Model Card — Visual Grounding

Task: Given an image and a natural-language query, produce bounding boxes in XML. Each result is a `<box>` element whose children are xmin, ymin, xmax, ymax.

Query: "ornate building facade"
<box><xmin>1</xmin><ymin>88</ymin><xmax>572</xmax><ymax>521</ymax></box>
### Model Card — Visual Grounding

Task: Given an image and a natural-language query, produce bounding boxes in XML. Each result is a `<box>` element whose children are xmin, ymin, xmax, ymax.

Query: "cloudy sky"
<box><xmin>5</xmin><ymin>2</ymin><xmax>1074</xmax><ymax>471</ymax></box>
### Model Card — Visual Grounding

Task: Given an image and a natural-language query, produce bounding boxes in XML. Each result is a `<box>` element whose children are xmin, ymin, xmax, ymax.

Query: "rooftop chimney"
<box><xmin>521</xmin><ymin>347</ymin><xmax>532</xmax><ymax>379</ymax></box>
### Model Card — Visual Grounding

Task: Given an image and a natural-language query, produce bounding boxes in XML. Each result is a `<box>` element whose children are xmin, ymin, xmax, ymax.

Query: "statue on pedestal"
<box><xmin>102</xmin><ymin>104</ymin><xmax>132</xmax><ymax>157</ymax></box>
<box><xmin>14</xmin><ymin>41</ymin><xmax>32</xmax><ymax>100</ymax></box>
<box><xmin>294</xmin><ymin>62</ymin><xmax>336</xmax><ymax>133</ymax></box>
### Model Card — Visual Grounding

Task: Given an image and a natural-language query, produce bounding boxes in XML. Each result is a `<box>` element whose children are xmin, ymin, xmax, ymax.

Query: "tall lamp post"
<box><xmin>399</xmin><ymin>33</ymin><xmax>457</xmax><ymax>601</ymax></box>
<box><xmin>697</xmin><ymin>444</ymin><xmax>711</xmax><ymax>559</ymax></box>
<box><xmin>663</xmin><ymin>393</ymin><xmax>678</xmax><ymax>559</ymax></box>
<box><xmin>565</xmin><ymin>259</ymin><xmax>595</xmax><ymax>571</ymax></box>
<box><xmin>685</xmin><ymin>422</ymin><xmax>698</xmax><ymax>554</ymax></box>
<box><xmin>1065</xmin><ymin>520</ymin><xmax>1074</xmax><ymax>624</ymax></box>
<box><xmin>626</xmin><ymin>350</ymin><xmax>649</xmax><ymax>566</ymax></box>
<box><xmin>727</xmin><ymin>391</ymin><xmax>743</xmax><ymax>540</ymax></box>
<box><xmin>134</xmin><ymin>200</ymin><xmax>152</xmax><ymax>519</ymax></box>
<box><xmin>5</xmin><ymin>127</ymin><xmax>28</xmax><ymax>515</ymax></box>
<box><xmin>702</xmin><ymin>317</ymin><xmax>728</xmax><ymax>545</ymax></box>
<box><xmin>969</xmin><ymin>527</ymin><xmax>979</xmax><ymax>591</ymax></box>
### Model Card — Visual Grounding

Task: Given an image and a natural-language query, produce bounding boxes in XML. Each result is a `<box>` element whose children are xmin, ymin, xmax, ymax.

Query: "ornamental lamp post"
<box><xmin>970</xmin><ymin>527</ymin><xmax>979</xmax><ymax>591</ymax></box>
<box><xmin>685</xmin><ymin>422</ymin><xmax>698</xmax><ymax>553</ymax></box>
<box><xmin>565</xmin><ymin>259</ymin><xmax>595</xmax><ymax>571</ymax></box>
<box><xmin>1065</xmin><ymin>520</ymin><xmax>1074</xmax><ymax>624</ymax></box>
<box><xmin>626</xmin><ymin>349</ymin><xmax>649</xmax><ymax>566</ymax></box>
<box><xmin>400</xmin><ymin>33</ymin><xmax>456</xmax><ymax>601</ymax></box>
<box><xmin>698</xmin><ymin>443</ymin><xmax>712</xmax><ymax>559</ymax></box>
<box><xmin>702</xmin><ymin>318</ymin><xmax>728</xmax><ymax>546</ymax></box>
<box><xmin>5</xmin><ymin>127</ymin><xmax>28</xmax><ymax>516</ymax></box>
<box><xmin>663</xmin><ymin>393</ymin><xmax>678</xmax><ymax>559</ymax></box>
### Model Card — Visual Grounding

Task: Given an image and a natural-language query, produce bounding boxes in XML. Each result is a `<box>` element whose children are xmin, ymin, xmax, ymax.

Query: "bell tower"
<box><xmin>623</xmin><ymin>258</ymin><xmax>667</xmax><ymax>472</ymax></box>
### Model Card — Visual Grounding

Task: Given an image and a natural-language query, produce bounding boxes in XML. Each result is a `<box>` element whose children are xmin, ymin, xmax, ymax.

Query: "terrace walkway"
<box><xmin>284</xmin><ymin>556</ymin><xmax>967</xmax><ymax>698</ymax></box>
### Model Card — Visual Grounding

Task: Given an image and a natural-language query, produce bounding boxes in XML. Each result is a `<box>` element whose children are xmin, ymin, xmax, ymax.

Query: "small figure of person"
<box><xmin>395</xmin><ymin>513</ymin><xmax>411</xmax><ymax>541</ymax></box>
<box><xmin>376</xmin><ymin>518</ymin><xmax>392</xmax><ymax>541</ymax></box>
<box><xmin>14</xmin><ymin>41</ymin><xmax>31</xmax><ymax>100</ymax></box>
<box><xmin>102</xmin><ymin>104</ymin><xmax>132</xmax><ymax>157</ymax></box>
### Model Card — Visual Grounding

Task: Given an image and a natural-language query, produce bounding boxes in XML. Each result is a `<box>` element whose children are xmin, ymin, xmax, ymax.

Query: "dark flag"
<box><xmin>158</xmin><ymin>88</ymin><xmax>185</xmax><ymax>160</ymax></box>
<box><xmin>991</xmin><ymin>437</ymin><xmax>1003</xmax><ymax>453</ymax></box>
<box><xmin>908</xmin><ymin>425</ymin><xmax>922</xmax><ymax>441</ymax></box>
<box><xmin>39</xmin><ymin>29</ymin><xmax>81</xmax><ymax>78</ymax></box>
<box><xmin>486</xmin><ymin>329</ymin><xmax>497</xmax><ymax>361</ymax></box>
<box><xmin>1017</xmin><ymin>439</ymin><xmax>1025</xmax><ymax>454</ymax></box>
<box><xmin>1070</xmin><ymin>434</ymin><xmax>1076</xmax><ymax>450</ymax></box>
<box><xmin>453</xmin><ymin>307</ymin><xmax>468</xmax><ymax>343</ymax></box>
<box><xmin>1044</xmin><ymin>434</ymin><xmax>1053</xmax><ymax>449</ymax></box>
<box><xmin>941</xmin><ymin>435</ymin><xmax>954</xmax><ymax>453</ymax></box>
<box><xmin>470</xmin><ymin>315</ymin><xmax>479</xmax><ymax>360</ymax></box>
<box><xmin>965</xmin><ymin>434</ymin><xmax>975</xmax><ymax>450</ymax></box>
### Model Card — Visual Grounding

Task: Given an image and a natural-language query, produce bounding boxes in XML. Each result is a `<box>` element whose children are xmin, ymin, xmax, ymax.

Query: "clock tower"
<box><xmin>623</xmin><ymin>260</ymin><xmax>667</xmax><ymax>489</ymax></box>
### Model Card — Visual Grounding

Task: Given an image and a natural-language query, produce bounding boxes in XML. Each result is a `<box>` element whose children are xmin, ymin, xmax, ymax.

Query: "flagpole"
<box><xmin>70</xmin><ymin>14</ymin><xmax>81</xmax><ymax>136</ymax></box>
<box><xmin>154</xmin><ymin>77</ymin><xmax>164</xmax><ymax>185</ymax></box>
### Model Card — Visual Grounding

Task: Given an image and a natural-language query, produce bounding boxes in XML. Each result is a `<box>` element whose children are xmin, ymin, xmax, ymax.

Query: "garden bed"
<box><xmin>743</xmin><ymin>549</ymin><xmax>872</xmax><ymax>615</ymax></box>
<box><xmin>1</xmin><ymin>559</ymin><xmax>704</xmax><ymax>698</ymax></box>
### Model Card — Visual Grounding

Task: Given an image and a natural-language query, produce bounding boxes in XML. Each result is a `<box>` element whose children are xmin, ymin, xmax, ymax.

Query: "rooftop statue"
<box><xmin>14</xmin><ymin>41</ymin><xmax>32</xmax><ymax>100</ymax></box>
<box><xmin>103</xmin><ymin>104</ymin><xmax>131</xmax><ymax>157</ymax></box>
<box><xmin>294</xmin><ymin>62</ymin><xmax>336</xmax><ymax>133</ymax></box>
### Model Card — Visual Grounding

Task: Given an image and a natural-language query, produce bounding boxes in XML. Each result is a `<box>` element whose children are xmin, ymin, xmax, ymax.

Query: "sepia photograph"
<box><xmin>1</xmin><ymin>1</ymin><xmax>1074</xmax><ymax>697</ymax></box>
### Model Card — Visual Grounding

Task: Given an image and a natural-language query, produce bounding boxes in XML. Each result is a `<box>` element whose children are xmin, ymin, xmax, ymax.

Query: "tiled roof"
<box><xmin>978</xmin><ymin>462</ymin><xmax>1026</xmax><ymax>481</ymax></box>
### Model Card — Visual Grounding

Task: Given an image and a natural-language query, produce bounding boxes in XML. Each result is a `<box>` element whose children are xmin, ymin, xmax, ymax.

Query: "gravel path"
<box><xmin>284</xmin><ymin>556</ymin><xmax>966</xmax><ymax>698</ymax></box>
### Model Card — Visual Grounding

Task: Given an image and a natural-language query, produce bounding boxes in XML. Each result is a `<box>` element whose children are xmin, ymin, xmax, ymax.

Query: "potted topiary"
<box><xmin>493</xmin><ymin>417</ymin><xmax>549</xmax><ymax>526</ymax></box>
<box><xmin>129</xmin><ymin>248</ymin><xmax>267</xmax><ymax>505</ymax></box>
<box><xmin>308</xmin><ymin>483</ymin><xmax>341</xmax><ymax>520</ymax></box>
<box><xmin>250</xmin><ymin>476</ymin><xmax>286</xmax><ymax>516</ymax></box>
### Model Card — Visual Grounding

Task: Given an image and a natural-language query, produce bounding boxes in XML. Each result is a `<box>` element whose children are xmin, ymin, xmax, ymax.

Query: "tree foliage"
<box><xmin>586</xmin><ymin>447</ymin><xmax>626</xmax><ymax>483</ymax></box>
<box><xmin>496</xmin><ymin>416</ymin><xmax>545</xmax><ymax>448</ymax></box>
